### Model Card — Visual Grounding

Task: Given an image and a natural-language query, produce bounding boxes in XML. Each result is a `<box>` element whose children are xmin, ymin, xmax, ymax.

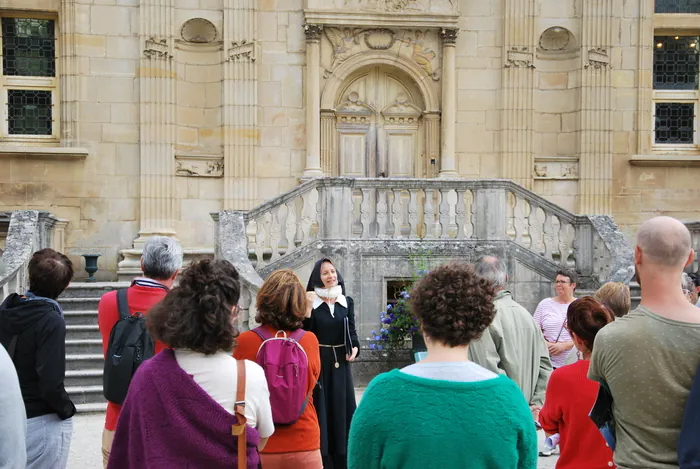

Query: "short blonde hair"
<box><xmin>594</xmin><ymin>282</ymin><xmax>631</xmax><ymax>318</ymax></box>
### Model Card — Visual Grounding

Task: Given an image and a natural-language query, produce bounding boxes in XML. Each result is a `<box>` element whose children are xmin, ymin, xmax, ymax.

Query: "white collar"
<box><xmin>313</xmin><ymin>294</ymin><xmax>348</xmax><ymax>310</ymax></box>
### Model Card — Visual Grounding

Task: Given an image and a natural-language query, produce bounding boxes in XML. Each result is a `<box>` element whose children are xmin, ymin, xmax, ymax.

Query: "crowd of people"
<box><xmin>0</xmin><ymin>215</ymin><xmax>699</xmax><ymax>469</ymax></box>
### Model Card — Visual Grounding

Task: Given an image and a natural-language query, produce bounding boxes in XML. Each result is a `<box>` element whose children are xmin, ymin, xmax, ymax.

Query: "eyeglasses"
<box><xmin>554</xmin><ymin>280</ymin><xmax>570</xmax><ymax>285</ymax></box>
<box><xmin>683</xmin><ymin>289</ymin><xmax>692</xmax><ymax>295</ymax></box>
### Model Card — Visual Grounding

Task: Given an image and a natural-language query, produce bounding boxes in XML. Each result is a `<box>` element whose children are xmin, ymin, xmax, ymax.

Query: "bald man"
<box><xmin>589</xmin><ymin>216</ymin><xmax>700</xmax><ymax>469</ymax></box>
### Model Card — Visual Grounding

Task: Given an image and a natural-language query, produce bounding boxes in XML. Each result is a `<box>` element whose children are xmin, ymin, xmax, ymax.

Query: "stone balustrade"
<box><xmin>685</xmin><ymin>221</ymin><xmax>700</xmax><ymax>274</ymax></box>
<box><xmin>223</xmin><ymin>178</ymin><xmax>634</xmax><ymax>284</ymax></box>
<box><xmin>0</xmin><ymin>211</ymin><xmax>65</xmax><ymax>303</ymax></box>
<box><xmin>213</xmin><ymin>178</ymin><xmax>636</xmax><ymax>333</ymax></box>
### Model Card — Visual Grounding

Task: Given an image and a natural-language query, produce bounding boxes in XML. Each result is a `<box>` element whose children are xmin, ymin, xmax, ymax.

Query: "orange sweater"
<box><xmin>233</xmin><ymin>326</ymin><xmax>321</xmax><ymax>454</ymax></box>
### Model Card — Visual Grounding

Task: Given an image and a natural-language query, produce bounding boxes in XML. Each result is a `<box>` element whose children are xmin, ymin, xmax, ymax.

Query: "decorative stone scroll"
<box><xmin>144</xmin><ymin>37</ymin><xmax>172</xmax><ymax>59</ymax></box>
<box><xmin>585</xmin><ymin>47</ymin><xmax>610</xmax><ymax>69</ymax></box>
<box><xmin>181</xmin><ymin>18</ymin><xmax>218</xmax><ymax>44</ymax></box>
<box><xmin>227</xmin><ymin>40</ymin><xmax>256</xmax><ymax>62</ymax></box>
<box><xmin>381</xmin><ymin>95</ymin><xmax>422</xmax><ymax>125</ymax></box>
<box><xmin>364</xmin><ymin>29</ymin><xmax>395</xmax><ymax>50</ymax></box>
<box><xmin>175</xmin><ymin>154</ymin><xmax>224</xmax><ymax>178</ymax></box>
<box><xmin>505</xmin><ymin>47</ymin><xmax>534</xmax><ymax>68</ymax></box>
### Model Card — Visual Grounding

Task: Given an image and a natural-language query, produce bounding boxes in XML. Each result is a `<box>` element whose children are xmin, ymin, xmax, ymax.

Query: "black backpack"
<box><xmin>103</xmin><ymin>288</ymin><xmax>155</xmax><ymax>405</ymax></box>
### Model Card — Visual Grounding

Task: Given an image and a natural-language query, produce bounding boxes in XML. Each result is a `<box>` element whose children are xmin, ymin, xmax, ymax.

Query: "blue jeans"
<box><xmin>26</xmin><ymin>414</ymin><xmax>73</xmax><ymax>469</ymax></box>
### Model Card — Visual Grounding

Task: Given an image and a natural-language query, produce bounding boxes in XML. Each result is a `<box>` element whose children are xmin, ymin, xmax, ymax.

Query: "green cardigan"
<box><xmin>348</xmin><ymin>369</ymin><xmax>538</xmax><ymax>469</ymax></box>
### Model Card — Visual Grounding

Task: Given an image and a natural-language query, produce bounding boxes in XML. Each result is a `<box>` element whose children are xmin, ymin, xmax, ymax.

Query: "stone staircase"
<box><xmin>60</xmin><ymin>282</ymin><xmax>128</xmax><ymax>413</ymax></box>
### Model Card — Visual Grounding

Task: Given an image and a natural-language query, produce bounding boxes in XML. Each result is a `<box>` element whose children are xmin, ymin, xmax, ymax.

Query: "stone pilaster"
<box><xmin>424</xmin><ymin>112</ymin><xmax>441</xmax><ymax>178</ymax></box>
<box><xmin>303</xmin><ymin>24</ymin><xmax>324</xmax><ymax>178</ymax></box>
<box><xmin>118</xmin><ymin>0</ymin><xmax>176</xmax><ymax>276</ymax></box>
<box><xmin>439</xmin><ymin>29</ymin><xmax>459</xmax><ymax>178</ymax></box>
<box><xmin>320</xmin><ymin>110</ymin><xmax>336</xmax><ymax>175</ymax></box>
<box><xmin>636</xmin><ymin>0</ymin><xmax>654</xmax><ymax>154</ymax></box>
<box><xmin>224</xmin><ymin>0</ymin><xmax>258</xmax><ymax>209</ymax></box>
<box><xmin>501</xmin><ymin>0</ymin><xmax>536</xmax><ymax>189</ymax></box>
<box><xmin>59</xmin><ymin>0</ymin><xmax>79</xmax><ymax>145</ymax></box>
<box><xmin>579</xmin><ymin>0</ymin><xmax>614</xmax><ymax>214</ymax></box>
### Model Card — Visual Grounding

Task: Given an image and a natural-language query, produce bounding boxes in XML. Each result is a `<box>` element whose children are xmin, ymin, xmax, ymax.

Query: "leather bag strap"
<box><xmin>231</xmin><ymin>359</ymin><xmax>247</xmax><ymax>469</ymax></box>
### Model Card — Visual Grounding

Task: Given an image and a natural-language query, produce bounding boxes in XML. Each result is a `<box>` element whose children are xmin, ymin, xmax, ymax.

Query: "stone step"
<box><xmin>66</xmin><ymin>385</ymin><xmax>106</xmax><ymax>406</ymax></box>
<box><xmin>66</xmin><ymin>354</ymin><xmax>104</xmax><ymax>371</ymax></box>
<box><xmin>65</xmin><ymin>368</ymin><xmax>103</xmax><ymax>388</ymax></box>
<box><xmin>66</xmin><ymin>324</ymin><xmax>101</xmax><ymax>341</ymax></box>
<box><xmin>75</xmin><ymin>402</ymin><xmax>108</xmax><ymax>414</ymax></box>
<box><xmin>63</xmin><ymin>310</ymin><xmax>98</xmax><ymax>327</ymax></box>
<box><xmin>65</xmin><ymin>339</ymin><xmax>103</xmax><ymax>355</ymax></box>
<box><xmin>59</xmin><ymin>297</ymin><xmax>100</xmax><ymax>312</ymax></box>
<box><xmin>61</xmin><ymin>282</ymin><xmax>127</xmax><ymax>299</ymax></box>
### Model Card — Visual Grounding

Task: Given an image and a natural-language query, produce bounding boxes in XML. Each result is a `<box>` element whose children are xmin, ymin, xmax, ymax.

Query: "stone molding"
<box><xmin>303</xmin><ymin>10</ymin><xmax>459</xmax><ymax>29</ymax></box>
<box><xmin>304</xmin><ymin>24</ymin><xmax>324</xmax><ymax>42</ymax></box>
<box><xmin>175</xmin><ymin>154</ymin><xmax>224</xmax><ymax>178</ymax></box>
<box><xmin>0</xmin><ymin>146</ymin><xmax>88</xmax><ymax>160</ymax></box>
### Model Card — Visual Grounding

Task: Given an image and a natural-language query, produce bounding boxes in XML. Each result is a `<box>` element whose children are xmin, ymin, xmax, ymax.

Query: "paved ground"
<box><xmin>69</xmin><ymin>410</ymin><xmax>559</xmax><ymax>468</ymax></box>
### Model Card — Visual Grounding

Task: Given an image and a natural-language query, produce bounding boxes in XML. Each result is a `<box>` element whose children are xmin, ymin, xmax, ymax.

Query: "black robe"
<box><xmin>304</xmin><ymin>259</ymin><xmax>360</xmax><ymax>469</ymax></box>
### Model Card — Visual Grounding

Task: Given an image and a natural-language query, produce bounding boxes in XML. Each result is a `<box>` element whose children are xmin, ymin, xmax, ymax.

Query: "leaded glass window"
<box><xmin>7</xmin><ymin>90</ymin><xmax>52</xmax><ymax>135</ymax></box>
<box><xmin>655</xmin><ymin>0</ymin><xmax>700</xmax><ymax>14</ymax></box>
<box><xmin>1</xmin><ymin>18</ymin><xmax>55</xmax><ymax>77</ymax></box>
<box><xmin>655</xmin><ymin>103</ymin><xmax>695</xmax><ymax>144</ymax></box>
<box><xmin>654</xmin><ymin>36</ymin><xmax>699</xmax><ymax>90</ymax></box>
<box><xmin>0</xmin><ymin>15</ymin><xmax>57</xmax><ymax>139</ymax></box>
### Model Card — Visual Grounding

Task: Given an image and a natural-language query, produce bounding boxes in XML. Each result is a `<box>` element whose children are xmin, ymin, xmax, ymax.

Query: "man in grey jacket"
<box><xmin>471</xmin><ymin>256</ymin><xmax>552</xmax><ymax>417</ymax></box>
<box><xmin>0</xmin><ymin>342</ymin><xmax>27</xmax><ymax>468</ymax></box>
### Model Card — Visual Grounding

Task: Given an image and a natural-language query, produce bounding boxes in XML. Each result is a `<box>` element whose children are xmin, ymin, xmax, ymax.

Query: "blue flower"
<box><xmin>386</xmin><ymin>304</ymin><xmax>393</xmax><ymax>310</ymax></box>
<box><xmin>377</xmin><ymin>345</ymin><xmax>383</xmax><ymax>351</ymax></box>
<box><xmin>370</xmin><ymin>330</ymin><xmax>376</xmax><ymax>335</ymax></box>
<box><xmin>401</xmin><ymin>291</ymin><xmax>410</xmax><ymax>299</ymax></box>
<box><xmin>373</xmin><ymin>335</ymin><xmax>381</xmax><ymax>341</ymax></box>
<box><xmin>380</xmin><ymin>328</ymin><xmax>387</xmax><ymax>334</ymax></box>
<box><xmin>369</xmin><ymin>343</ymin><xmax>376</xmax><ymax>350</ymax></box>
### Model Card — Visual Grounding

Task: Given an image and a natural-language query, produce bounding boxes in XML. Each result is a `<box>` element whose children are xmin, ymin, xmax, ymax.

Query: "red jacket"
<box><xmin>98</xmin><ymin>281</ymin><xmax>168</xmax><ymax>431</ymax></box>
<box><xmin>539</xmin><ymin>360</ymin><xmax>615</xmax><ymax>469</ymax></box>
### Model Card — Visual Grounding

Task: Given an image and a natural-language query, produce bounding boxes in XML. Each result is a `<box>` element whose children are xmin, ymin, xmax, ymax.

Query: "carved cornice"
<box><xmin>226</xmin><ymin>40</ymin><xmax>256</xmax><ymax>62</ymax></box>
<box><xmin>440</xmin><ymin>28</ymin><xmax>458</xmax><ymax>46</ymax></box>
<box><xmin>143</xmin><ymin>37</ymin><xmax>172</xmax><ymax>59</ymax></box>
<box><xmin>304</xmin><ymin>24</ymin><xmax>324</xmax><ymax>43</ymax></box>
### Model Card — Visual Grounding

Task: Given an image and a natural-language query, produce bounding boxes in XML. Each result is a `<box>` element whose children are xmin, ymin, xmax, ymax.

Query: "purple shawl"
<box><xmin>107</xmin><ymin>349</ymin><xmax>261</xmax><ymax>469</ymax></box>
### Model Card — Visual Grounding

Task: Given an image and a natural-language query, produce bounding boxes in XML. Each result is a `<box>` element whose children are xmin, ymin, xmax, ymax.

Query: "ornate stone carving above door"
<box><xmin>341</xmin><ymin>0</ymin><xmax>455</xmax><ymax>13</ymax></box>
<box><xmin>323</xmin><ymin>28</ymin><xmax>440</xmax><ymax>80</ymax></box>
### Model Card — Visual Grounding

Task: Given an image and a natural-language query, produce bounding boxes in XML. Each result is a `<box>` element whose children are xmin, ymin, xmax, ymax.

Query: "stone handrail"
<box><xmin>215</xmin><ymin>177</ymin><xmax>635</xmax><ymax>289</ymax></box>
<box><xmin>0</xmin><ymin>211</ymin><xmax>41</xmax><ymax>302</ymax></box>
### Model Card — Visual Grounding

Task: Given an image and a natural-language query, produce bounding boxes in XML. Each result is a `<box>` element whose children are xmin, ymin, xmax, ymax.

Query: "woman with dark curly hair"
<box><xmin>234</xmin><ymin>269</ymin><xmax>322</xmax><ymax>469</ymax></box>
<box><xmin>106</xmin><ymin>260</ymin><xmax>274</xmax><ymax>469</ymax></box>
<box><xmin>538</xmin><ymin>297</ymin><xmax>615</xmax><ymax>469</ymax></box>
<box><xmin>348</xmin><ymin>262</ymin><xmax>538</xmax><ymax>469</ymax></box>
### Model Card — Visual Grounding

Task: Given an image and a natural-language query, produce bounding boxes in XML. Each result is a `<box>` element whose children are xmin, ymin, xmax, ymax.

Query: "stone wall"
<box><xmin>1</xmin><ymin>0</ymin><xmax>699</xmax><ymax>277</ymax></box>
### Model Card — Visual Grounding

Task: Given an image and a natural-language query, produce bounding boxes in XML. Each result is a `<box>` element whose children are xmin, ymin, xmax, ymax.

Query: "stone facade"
<box><xmin>0</xmin><ymin>0</ymin><xmax>698</xmax><ymax>279</ymax></box>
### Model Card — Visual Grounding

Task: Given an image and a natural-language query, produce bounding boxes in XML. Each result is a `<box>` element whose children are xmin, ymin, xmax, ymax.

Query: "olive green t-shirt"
<box><xmin>589</xmin><ymin>306</ymin><xmax>700</xmax><ymax>469</ymax></box>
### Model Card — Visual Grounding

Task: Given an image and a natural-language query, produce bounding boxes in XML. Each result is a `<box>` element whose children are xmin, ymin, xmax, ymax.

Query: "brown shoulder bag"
<box><xmin>231</xmin><ymin>360</ymin><xmax>247</xmax><ymax>469</ymax></box>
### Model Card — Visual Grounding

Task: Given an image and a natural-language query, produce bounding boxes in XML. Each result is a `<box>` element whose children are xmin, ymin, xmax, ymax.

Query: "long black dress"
<box><xmin>304</xmin><ymin>265</ymin><xmax>360</xmax><ymax>469</ymax></box>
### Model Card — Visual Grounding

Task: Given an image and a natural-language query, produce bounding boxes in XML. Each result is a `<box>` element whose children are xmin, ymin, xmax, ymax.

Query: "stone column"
<box><xmin>579</xmin><ymin>0</ymin><xmax>614</xmax><ymax>214</ymax></box>
<box><xmin>118</xmin><ymin>0</ymin><xmax>176</xmax><ymax>277</ymax></box>
<box><xmin>59</xmin><ymin>0</ymin><xmax>79</xmax><ymax>146</ymax></box>
<box><xmin>303</xmin><ymin>24</ymin><xmax>324</xmax><ymax>179</ymax></box>
<box><xmin>52</xmin><ymin>219</ymin><xmax>69</xmax><ymax>254</ymax></box>
<box><xmin>501</xmin><ymin>0</ymin><xmax>536</xmax><ymax>189</ymax></box>
<box><xmin>439</xmin><ymin>29</ymin><xmax>459</xmax><ymax>178</ymax></box>
<box><xmin>223</xmin><ymin>0</ymin><xmax>258</xmax><ymax>209</ymax></box>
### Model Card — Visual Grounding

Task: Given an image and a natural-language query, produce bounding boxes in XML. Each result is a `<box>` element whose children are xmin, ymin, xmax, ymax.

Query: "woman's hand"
<box><xmin>305</xmin><ymin>291</ymin><xmax>316</xmax><ymax>318</ymax></box>
<box><xmin>547</xmin><ymin>342</ymin><xmax>568</xmax><ymax>356</ymax></box>
<box><xmin>346</xmin><ymin>346</ymin><xmax>359</xmax><ymax>362</ymax></box>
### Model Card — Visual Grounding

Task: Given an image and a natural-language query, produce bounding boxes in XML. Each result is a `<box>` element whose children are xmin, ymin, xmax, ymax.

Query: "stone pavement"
<box><xmin>68</xmin><ymin>411</ymin><xmax>559</xmax><ymax>468</ymax></box>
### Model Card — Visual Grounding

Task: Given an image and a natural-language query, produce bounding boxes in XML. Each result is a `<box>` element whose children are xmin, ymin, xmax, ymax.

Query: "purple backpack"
<box><xmin>252</xmin><ymin>328</ymin><xmax>310</xmax><ymax>425</ymax></box>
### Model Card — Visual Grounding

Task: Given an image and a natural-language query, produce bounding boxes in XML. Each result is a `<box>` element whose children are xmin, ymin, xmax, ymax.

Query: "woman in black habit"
<box><xmin>304</xmin><ymin>258</ymin><xmax>360</xmax><ymax>469</ymax></box>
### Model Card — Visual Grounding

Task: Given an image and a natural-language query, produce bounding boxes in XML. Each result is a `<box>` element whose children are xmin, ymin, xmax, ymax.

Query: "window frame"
<box><xmin>651</xmin><ymin>33</ymin><xmax>699</xmax><ymax>151</ymax></box>
<box><xmin>0</xmin><ymin>11</ymin><xmax>59</xmax><ymax>143</ymax></box>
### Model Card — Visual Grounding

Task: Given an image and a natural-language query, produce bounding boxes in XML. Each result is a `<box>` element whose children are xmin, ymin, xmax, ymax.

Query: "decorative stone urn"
<box><xmin>82</xmin><ymin>254</ymin><xmax>100</xmax><ymax>283</ymax></box>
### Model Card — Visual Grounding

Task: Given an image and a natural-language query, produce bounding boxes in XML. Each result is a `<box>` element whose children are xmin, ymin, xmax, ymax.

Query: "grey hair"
<box><xmin>141</xmin><ymin>236</ymin><xmax>183</xmax><ymax>280</ymax></box>
<box><xmin>475</xmin><ymin>256</ymin><xmax>508</xmax><ymax>289</ymax></box>
<box><xmin>682</xmin><ymin>272</ymin><xmax>695</xmax><ymax>292</ymax></box>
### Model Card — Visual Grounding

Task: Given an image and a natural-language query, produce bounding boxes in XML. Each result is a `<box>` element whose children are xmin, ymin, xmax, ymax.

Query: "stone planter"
<box><xmin>350</xmin><ymin>348</ymin><xmax>413</xmax><ymax>387</ymax></box>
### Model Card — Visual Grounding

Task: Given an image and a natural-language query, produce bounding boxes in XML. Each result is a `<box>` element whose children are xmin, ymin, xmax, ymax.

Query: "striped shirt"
<box><xmin>533</xmin><ymin>297</ymin><xmax>573</xmax><ymax>368</ymax></box>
